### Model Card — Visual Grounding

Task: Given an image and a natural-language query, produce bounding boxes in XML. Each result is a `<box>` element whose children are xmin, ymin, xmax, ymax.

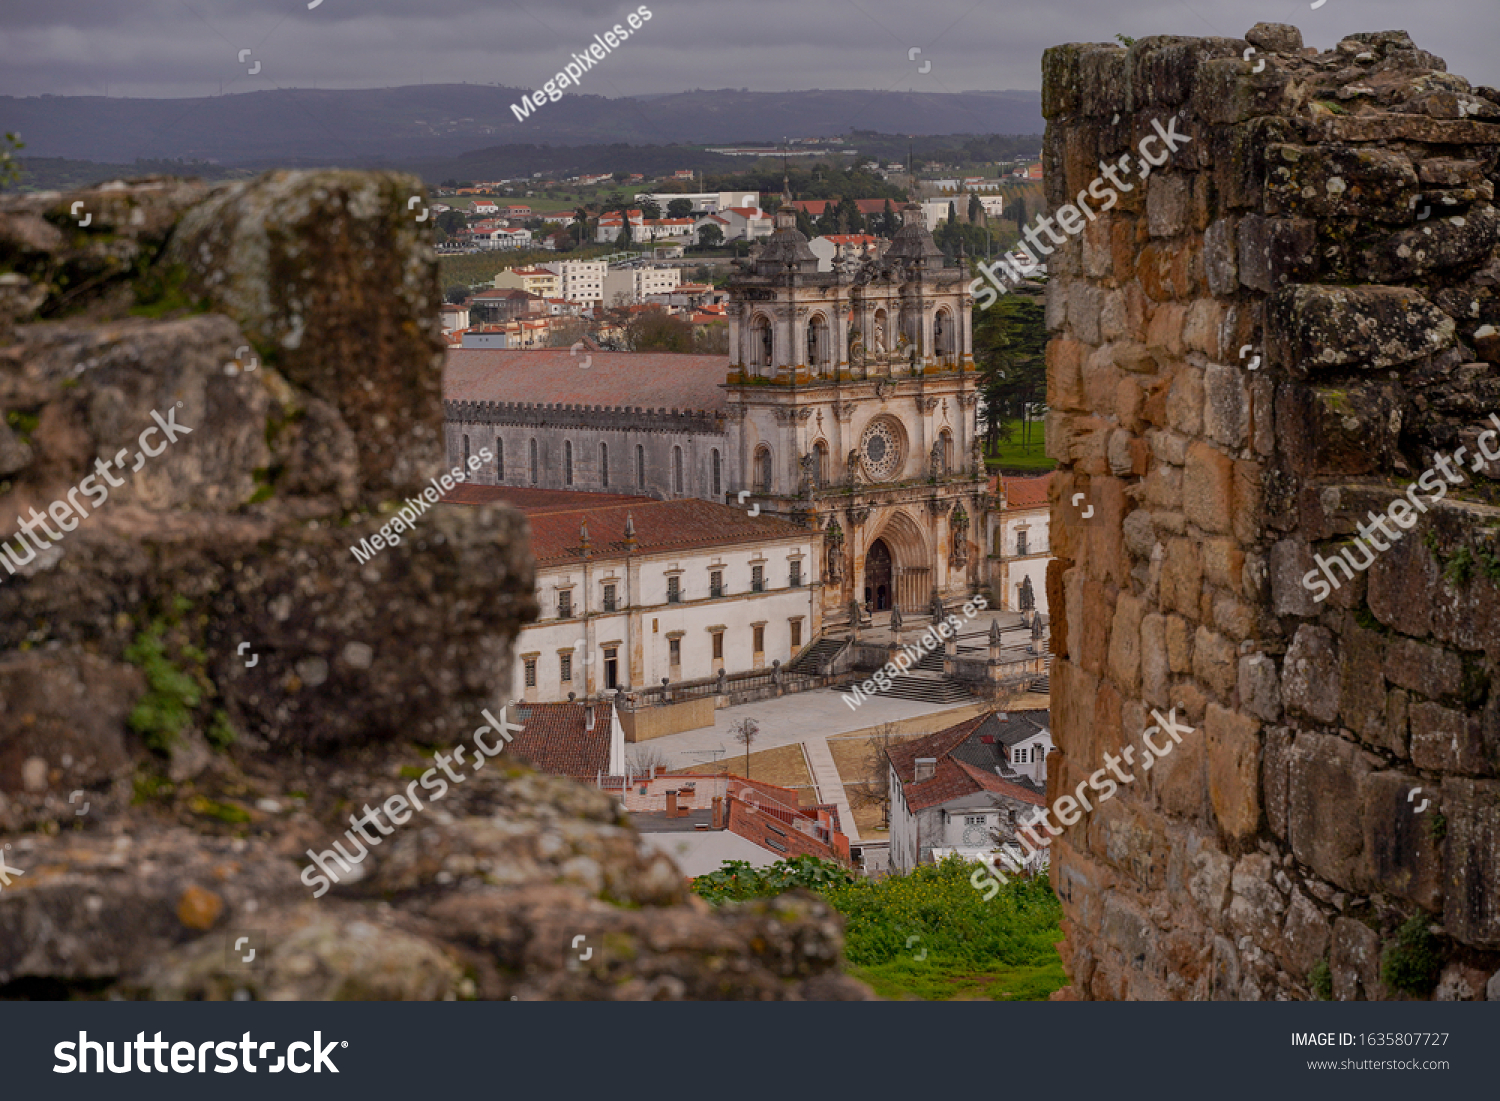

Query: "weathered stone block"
<box><xmin>1282</xmin><ymin>890</ymin><xmax>1330</xmax><ymax>981</ymax></box>
<box><xmin>1207</xmin><ymin>703</ymin><xmax>1262</xmax><ymax>841</ymax></box>
<box><xmin>1264</xmin><ymin>143</ymin><xmax>1419</xmax><ymax>223</ymax></box>
<box><xmin>1359</xmin><ymin>207</ymin><xmax>1500</xmax><ymax>282</ymax></box>
<box><xmin>1184</xmin><ymin>440</ymin><xmax>1234</xmax><ymax>533</ymax></box>
<box><xmin>1108</xmin><ymin>592</ymin><xmax>1146</xmax><ymax>694</ymax></box>
<box><xmin>1289</xmin><ymin>732</ymin><xmax>1377</xmax><ymax>889</ymax></box>
<box><xmin>1202</xmin><ymin>364</ymin><xmax>1249</xmax><ymax>448</ymax></box>
<box><xmin>1331</xmin><ymin>916</ymin><xmax>1386</xmax><ymax>1000</ymax></box>
<box><xmin>1282</xmin><ymin>625</ymin><xmax>1341</xmax><ymax>725</ymax></box>
<box><xmin>1147</xmin><ymin>175</ymin><xmax>1193</xmax><ymax>238</ymax></box>
<box><xmin>1161</xmin><ymin>540</ymin><xmax>1203</xmax><ymax>621</ymax></box>
<box><xmin>1409</xmin><ymin>700</ymin><xmax>1486</xmax><ymax>774</ymax></box>
<box><xmin>1442</xmin><ymin>779</ymin><xmax>1500</xmax><ymax>948</ymax></box>
<box><xmin>1240</xmin><ymin>653</ymin><xmax>1282</xmax><ymax>723</ymax></box>
<box><xmin>1384</xmin><ymin>638</ymin><xmax>1463</xmax><ymax>699</ymax></box>
<box><xmin>1193</xmin><ymin>626</ymin><xmax>1239</xmax><ymax>698</ymax></box>
<box><xmin>1265</xmin><ymin>285</ymin><xmax>1455</xmax><ymax>372</ymax></box>
<box><xmin>1269</xmin><ymin>538</ymin><xmax>1321</xmax><ymax>617</ymax></box>
<box><xmin>1237</xmin><ymin>214</ymin><xmax>1318</xmax><ymax>292</ymax></box>
<box><xmin>1361</xmin><ymin>770</ymin><xmax>1444</xmax><ymax>912</ymax></box>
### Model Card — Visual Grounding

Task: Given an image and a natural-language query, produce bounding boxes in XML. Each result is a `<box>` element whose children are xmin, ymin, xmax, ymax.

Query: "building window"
<box><xmin>496</xmin><ymin>437</ymin><xmax>504</xmax><ymax>480</ymax></box>
<box><xmin>789</xmin><ymin>560</ymin><xmax>802</xmax><ymax>588</ymax></box>
<box><xmin>463</xmin><ymin>434</ymin><xmax>471</xmax><ymax>469</ymax></box>
<box><xmin>560</xmin><ymin>652</ymin><xmax>573</xmax><ymax>682</ymax></box>
<box><xmin>710</xmin><ymin>569</ymin><xmax>724</xmax><ymax>598</ymax></box>
<box><xmin>564</xmin><ymin>440</ymin><xmax>574</xmax><ymax>486</ymax></box>
<box><xmin>666</xmin><ymin>575</ymin><xmax>681</xmax><ymax>604</ymax></box>
<box><xmin>603</xmin><ymin>646</ymin><xmax>618</xmax><ymax>689</ymax></box>
<box><xmin>1015</xmin><ymin>746</ymin><xmax>1029</xmax><ymax>764</ymax></box>
<box><xmin>711</xmin><ymin>449</ymin><xmax>721</xmax><ymax>498</ymax></box>
<box><xmin>636</xmin><ymin>444</ymin><xmax>645</xmax><ymax>487</ymax></box>
<box><xmin>751</xmin><ymin>564</ymin><xmax>764</xmax><ymax>593</ymax></box>
<box><xmin>524</xmin><ymin>657</ymin><xmax>537</xmax><ymax>687</ymax></box>
<box><xmin>673</xmin><ymin>446</ymin><xmax>684</xmax><ymax>494</ymax></box>
<box><xmin>790</xmin><ymin>619</ymin><xmax>802</xmax><ymax>648</ymax></box>
<box><xmin>558</xmin><ymin>589</ymin><xmax>573</xmax><ymax>618</ymax></box>
<box><xmin>529</xmin><ymin>438</ymin><xmax>538</xmax><ymax>484</ymax></box>
<box><xmin>964</xmin><ymin>815</ymin><xmax>986</xmax><ymax>827</ymax></box>
<box><xmin>669</xmin><ymin>638</ymin><xmax>681</xmax><ymax>666</ymax></box>
<box><xmin>753</xmin><ymin>624</ymin><xmax>765</xmax><ymax>653</ymax></box>
<box><xmin>755</xmin><ymin>446</ymin><xmax>772</xmax><ymax>493</ymax></box>
<box><xmin>1017</xmin><ymin>529</ymin><xmax>1028</xmax><ymax>556</ymax></box>
<box><xmin>600</xmin><ymin>442</ymin><xmax>609</xmax><ymax>487</ymax></box>
<box><xmin>603</xmin><ymin>582</ymin><xmax>617</xmax><ymax>612</ymax></box>
<box><xmin>712</xmin><ymin>631</ymin><xmax>724</xmax><ymax>660</ymax></box>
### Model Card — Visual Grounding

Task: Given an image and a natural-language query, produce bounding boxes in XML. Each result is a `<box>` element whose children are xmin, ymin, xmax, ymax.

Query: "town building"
<box><xmin>886</xmin><ymin>709</ymin><xmax>1052</xmax><ymax>874</ymax></box>
<box><xmin>504</xmin><ymin>699</ymin><xmax>626</xmax><ymax>781</ymax></box>
<box><xmin>624</xmin><ymin>773</ymin><xmax>849</xmax><ymax>875</ymax></box>
<box><xmin>442</xmin><ymin>485</ymin><xmax>820</xmax><ymax>705</ymax></box>
<box><xmin>634</xmin><ymin>190</ymin><xmax>759</xmax><ymax>215</ymax></box>
<box><xmin>602</xmin><ymin>264</ymin><xmax>681</xmax><ymax>306</ymax></box>
<box><xmin>987</xmin><ymin>472</ymin><xmax>1051</xmax><ymax>616</ymax></box>
<box><xmin>492</xmin><ymin>267</ymin><xmax>560</xmax><ymax>298</ymax></box>
<box><xmin>807</xmin><ymin>233</ymin><xmax>887</xmax><ymax>272</ymax></box>
<box><xmin>539</xmin><ymin>259</ymin><xmax>607</xmax><ymax>307</ymax></box>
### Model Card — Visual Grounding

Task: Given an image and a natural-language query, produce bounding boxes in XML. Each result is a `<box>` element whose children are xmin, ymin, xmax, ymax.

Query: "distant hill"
<box><xmin>0</xmin><ymin>85</ymin><xmax>1043</xmax><ymax>167</ymax></box>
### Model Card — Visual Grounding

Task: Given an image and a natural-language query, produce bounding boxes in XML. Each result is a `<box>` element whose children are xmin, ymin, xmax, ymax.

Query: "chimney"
<box><xmin>666</xmin><ymin>789</ymin><xmax>678</xmax><ymax>818</ymax></box>
<box><xmin>914</xmin><ymin>757</ymin><xmax>937</xmax><ymax>782</ymax></box>
<box><xmin>584</xmin><ymin>703</ymin><xmax>595</xmax><ymax>731</ymax></box>
<box><xmin>712</xmin><ymin>796</ymin><xmax>724</xmax><ymax>829</ymax></box>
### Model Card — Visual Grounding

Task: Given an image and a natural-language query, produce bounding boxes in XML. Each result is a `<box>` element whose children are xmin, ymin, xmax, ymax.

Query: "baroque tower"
<box><xmin>725</xmin><ymin>203</ymin><xmax>986</xmax><ymax>628</ymax></box>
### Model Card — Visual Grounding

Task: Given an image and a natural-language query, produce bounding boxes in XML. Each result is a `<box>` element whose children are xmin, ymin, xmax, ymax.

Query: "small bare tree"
<box><xmin>626</xmin><ymin>744</ymin><xmax>670</xmax><ymax>777</ymax></box>
<box><xmin>847</xmin><ymin>721</ymin><xmax>903</xmax><ymax>829</ymax></box>
<box><xmin>729</xmin><ymin>717</ymin><xmax>759</xmax><ymax>779</ymax></box>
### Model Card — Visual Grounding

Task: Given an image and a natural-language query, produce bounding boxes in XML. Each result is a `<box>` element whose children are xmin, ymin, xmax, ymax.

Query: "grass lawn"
<box><xmin>985</xmin><ymin>417</ymin><xmax>1054</xmax><ymax>473</ymax></box>
<box><xmin>681</xmin><ymin>742</ymin><xmax>812</xmax><ymax>792</ymax></box>
<box><xmin>849</xmin><ymin>956</ymin><xmax>1067</xmax><ymax>1001</ymax></box>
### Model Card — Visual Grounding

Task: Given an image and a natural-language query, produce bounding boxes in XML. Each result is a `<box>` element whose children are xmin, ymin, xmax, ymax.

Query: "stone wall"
<box><xmin>1042</xmin><ymin>25</ymin><xmax>1500</xmax><ymax>1000</ymax></box>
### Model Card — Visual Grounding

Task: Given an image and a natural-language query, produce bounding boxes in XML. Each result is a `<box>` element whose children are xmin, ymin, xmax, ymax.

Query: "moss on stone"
<box><xmin>1379</xmin><ymin>914</ymin><xmax>1443</xmax><ymax>995</ymax></box>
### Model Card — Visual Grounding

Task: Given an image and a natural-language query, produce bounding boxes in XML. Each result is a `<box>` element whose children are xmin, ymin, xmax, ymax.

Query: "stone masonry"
<box><xmin>1042</xmin><ymin>26</ymin><xmax>1500</xmax><ymax>999</ymax></box>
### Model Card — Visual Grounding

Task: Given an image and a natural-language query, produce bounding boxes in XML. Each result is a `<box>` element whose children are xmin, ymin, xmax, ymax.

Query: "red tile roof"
<box><xmin>993</xmin><ymin>472</ymin><xmax>1053</xmax><ymax>510</ymax></box>
<box><xmin>724</xmin><ymin>206</ymin><xmax>766</xmax><ymax>219</ymax></box>
<box><xmin>444</xmin><ymin>349</ymin><xmax>730</xmax><ymax>412</ymax></box>
<box><xmin>441</xmin><ymin>486</ymin><xmax>807</xmax><ymax>563</ymax></box>
<box><xmin>823</xmin><ymin>234</ymin><xmax>880</xmax><ymax>245</ymax></box>
<box><xmin>506</xmin><ymin>700</ymin><xmax>614</xmax><ymax>782</ymax></box>
<box><xmin>886</xmin><ymin>711</ymin><xmax>1044</xmax><ymax>812</ymax></box>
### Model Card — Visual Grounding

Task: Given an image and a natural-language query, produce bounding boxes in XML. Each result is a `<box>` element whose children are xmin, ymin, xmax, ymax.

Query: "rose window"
<box><xmin>860</xmin><ymin>419</ymin><xmax>904</xmax><ymax>481</ymax></box>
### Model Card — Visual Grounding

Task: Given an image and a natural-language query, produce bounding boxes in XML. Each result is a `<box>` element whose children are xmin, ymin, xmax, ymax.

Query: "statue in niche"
<box><xmin>846</xmin><ymin>448</ymin><xmax>864</xmax><ymax>487</ymax></box>
<box><xmin>825</xmin><ymin>517</ymin><xmax>845</xmax><ymax>583</ymax></box>
<box><xmin>873</xmin><ymin>323</ymin><xmax>885</xmax><ymax>355</ymax></box>
<box><xmin>929</xmin><ymin>440</ymin><xmax>946</xmax><ymax>481</ymax></box>
<box><xmin>799</xmin><ymin>451</ymin><xmax>818</xmax><ymax>498</ymax></box>
<box><xmin>949</xmin><ymin>502</ymin><xmax>970</xmax><ymax>567</ymax></box>
<box><xmin>971</xmin><ymin>435</ymin><xmax>985</xmax><ymax>476</ymax></box>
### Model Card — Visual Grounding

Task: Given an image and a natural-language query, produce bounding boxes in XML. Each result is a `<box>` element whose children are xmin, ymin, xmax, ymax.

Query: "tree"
<box><xmin>639</xmin><ymin>198</ymin><xmax>662</xmax><ymax>220</ymax></box>
<box><xmin>795</xmin><ymin>208</ymin><xmax>818</xmax><ymax>239</ymax></box>
<box><xmin>947</xmin><ymin>200</ymin><xmax>958</xmax><ymax>224</ymax></box>
<box><xmin>877</xmin><ymin>198</ymin><xmax>897</xmax><ymax>237</ymax></box>
<box><xmin>627</xmin><ymin>744</ymin><xmax>670</xmax><ymax>776</ymax></box>
<box><xmin>612</xmin><ymin>170</ymin><xmax>630</xmax><ymax>184</ymax></box>
<box><xmin>730</xmin><ymin>717</ymin><xmax>760</xmax><ymax>780</ymax></box>
<box><xmin>847</xmin><ymin>722</ymin><xmax>903</xmax><ymax>829</ymax></box>
<box><xmin>835</xmin><ymin>194</ymin><xmax>865</xmax><ymax>233</ymax></box>
<box><xmin>667</xmin><ymin>197</ymin><xmax>695</xmax><ymax>219</ymax></box>
<box><xmin>436</xmin><ymin>209</ymin><xmax>467</xmax><ymax>237</ymax></box>
<box><xmin>1008</xmin><ymin>196</ymin><xmax>1028</xmax><ymax>228</ymax></box>
<box><xmin>625</xmin><ymin>309</ymin><xmax>694</xmax><ymax>353</ymax></box>
<box><xmin>968</xmin><ymin>190</ymin><xmax>983</xmax><ymax>224</ymax></box>
<box><xmin>443</xmin><ymin>284</ymin><xmax>471</xmax><ymax>304</ymax></box>
<box><xmin>973</xmin><ymin>286</ymin><xmax>1048</xmax><ymax>455</ymax></box>
<box><xmin>693</xmin><ymin>321</ymin><xmax>729</xmax><ymax>354</ymax></box>
<box><xmin>697</xmin><ymin>223</ymin><xmax>724</xmax><ymax>249</ymax></box>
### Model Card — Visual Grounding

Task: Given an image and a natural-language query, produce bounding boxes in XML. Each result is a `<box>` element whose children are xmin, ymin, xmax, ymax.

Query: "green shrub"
<box><xmin>123</xmin><ymin>624</ymin><xmax>202</xmax><ymax>753</ymax></box>
<box><xmin>1380</xmin><ymin>915</ymin><xmax>1443</xmax><ymax>996</ymax></box>
<box><xmin>1309</xmin><ymin>958</ymin><xmax>1333</xmax><ymax>1000</ymax></box>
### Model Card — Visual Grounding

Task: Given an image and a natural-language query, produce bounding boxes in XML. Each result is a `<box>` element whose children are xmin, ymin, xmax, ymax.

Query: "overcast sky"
<box><xmin>1</xmin><ymin>0</ymin><xmax>1495</xmax><ymax>101</ymax></box>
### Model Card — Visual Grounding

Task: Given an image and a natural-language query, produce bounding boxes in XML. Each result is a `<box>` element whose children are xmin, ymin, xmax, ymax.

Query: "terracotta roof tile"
<box><xmin>444</xmin><ymin>349</ymin><xmax>730</xmax><ymax>411</ymax></box>
<box><xmin>999</xmin><ymin>472</ymin><xmax>1053</xmax><ymax>510</ymax></box>
<box><xmin>506</xmin><ymin>701</ymin><xmax>613</xmax><ymax>782</ymax></box>
<box><xmin>441</xmin><ymin>486</ymin><xmax>807</xmax><ymax>562</ymax></box>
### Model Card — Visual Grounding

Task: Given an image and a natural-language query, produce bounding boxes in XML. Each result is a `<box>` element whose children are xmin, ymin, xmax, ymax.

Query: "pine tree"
<box><xmin>880</xmin><ymin>198</ymin><xmax>896</xmax><ymax>237</ymax></box>
<box><xmin>968</xmin><ymin>191</ymin><xmax>983</xmax><ymax>224</ymax></box>
<box><xmin>947</xmin><ymin>200</ymin><xmax>958</xmax><ymax>224</ymax></box>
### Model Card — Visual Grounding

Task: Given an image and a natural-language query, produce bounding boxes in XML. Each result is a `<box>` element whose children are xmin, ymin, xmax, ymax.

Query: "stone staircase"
<box><xmin>788</xmin><ymin>636</ymin><xmax>849</xmax><ymax>675</ymax></box>
<box><xmin>842</xmin><ymin>672</ymin><xmax>977</xmax><ymax>706</ymax></box>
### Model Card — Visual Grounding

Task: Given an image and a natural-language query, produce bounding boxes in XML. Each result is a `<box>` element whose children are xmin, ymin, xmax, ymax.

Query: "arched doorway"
<box><xmin>865</xmin><ymin>538</ymin><xmax>893</xmax><ymax>611</ymax></box>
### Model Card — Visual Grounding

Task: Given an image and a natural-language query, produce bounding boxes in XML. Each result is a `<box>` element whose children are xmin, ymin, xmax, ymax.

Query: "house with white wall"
<box><xmin>986</xmin><ymin>472</ymin><xmax>1051</xmax><ymax>616</ymax></box>
<box><xmin>886</xmin><ymin>710</ymin><xmax>1051</xmax><ymax>874</ymax></box>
